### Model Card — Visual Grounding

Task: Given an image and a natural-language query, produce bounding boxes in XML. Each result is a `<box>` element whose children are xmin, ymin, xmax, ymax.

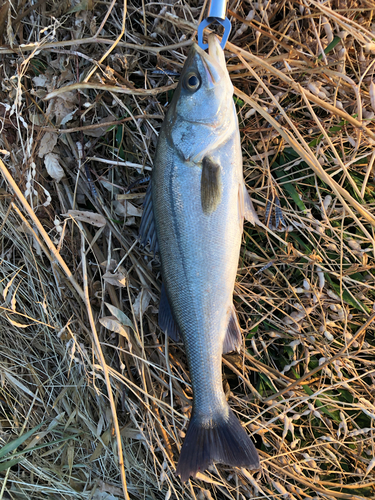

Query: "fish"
<box><xmin>139</xmin><ymin>34</ymin><xmax>260</xmax><ymax>482</ymax></box>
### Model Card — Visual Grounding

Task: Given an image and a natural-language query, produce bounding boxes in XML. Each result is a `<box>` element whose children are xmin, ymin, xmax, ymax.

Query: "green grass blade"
<box><xmin>0</xmin><ymin>422</ymin><xmax>43</xmax><ymax>459</ymax></box>
<box><xmin>3</xmin><ymin>435</ymin><xmax>77</xmax><ymax>461</ymax></box>
<box><xmin>273</xmin><ymin>160</ymin><xmax>307</xmax><ymax>213</ymax></box>
<box><xmin>325</xmin><ymin>275</ymin><xmax>370</xmax><ymax>313</ymax></box>
<box><xmin>0</xmin><ymin>457</ymin><xmax>23</xmax><ymax>472</ymax></box>
<box><xmin>318</xmin><ymin>36</ymin><xmax>342</xmax><ymax>60</ymax></box>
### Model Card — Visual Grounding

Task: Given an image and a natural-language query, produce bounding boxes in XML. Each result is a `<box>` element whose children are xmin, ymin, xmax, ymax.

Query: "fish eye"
<box><xmin>184</xmin><ymin>72</ymin><xmax>201</xmax><ymax>92</ymax></box>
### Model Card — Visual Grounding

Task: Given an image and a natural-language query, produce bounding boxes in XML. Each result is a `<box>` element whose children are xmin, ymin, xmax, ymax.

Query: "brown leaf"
<box><xmin>132</xmin><ymin>289</ymin><xmax>151</xmax><ymax>317</ymax></box>
<box><xmin>44</xmin><ymin>153</ymin><xmax>65</xmax><ymax>182</ymax></box>
<box><xmin>46</xmin><ymin>91</ymin><xmax>78</xmax><ymax>126</ymax></box>
<box><xmin>102</xmin><ymin>271</ymin><xmax>127</xmax><ymax>287</ymax></box>
<box><xmin>99</xmin><ymin>316</ymin><xmax>130</xmax><ymax>340</ymax></box>
<box><xmin>83</xmin><ymin>116</ymin><xmax>115</xmax><ymax>137</ymax></box>
<box><xmin>38</xmin><ymin>132</ymin><xmax>58</xmax><ymax>158</ymax></box>
<box><xmin>62</xmin><ymin>210</ymin><xmax>106</xmax><ymax>227</ymax></box>
<box><xmin>114</xmin><ymin>200</ymin><xmax>142</xmax><ymax>217</ymax></box>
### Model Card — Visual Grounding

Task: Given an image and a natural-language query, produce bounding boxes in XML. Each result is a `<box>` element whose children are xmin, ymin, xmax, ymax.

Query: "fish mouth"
<box><xmin>195</xmin><ymin>34</ymin><xmax>226</xmax><ymax>86</ymax></box>
<box><xmin>207</xmin><ymin>34</ymin><xmax>226</xmax><ymax>68</ymax></box>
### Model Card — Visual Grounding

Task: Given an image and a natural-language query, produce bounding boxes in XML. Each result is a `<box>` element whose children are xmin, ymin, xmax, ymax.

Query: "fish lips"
<box><xmin>191</xmin><ymin>35</ymin><xmax>227</xmax><ymax>89</ymax></box>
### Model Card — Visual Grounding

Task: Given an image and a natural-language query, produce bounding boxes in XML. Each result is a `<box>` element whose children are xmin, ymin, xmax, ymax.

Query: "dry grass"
<box><xmin>1</xmin><ymin>0</ymin><xmax>375</xmax><ymax>499</ymax></box>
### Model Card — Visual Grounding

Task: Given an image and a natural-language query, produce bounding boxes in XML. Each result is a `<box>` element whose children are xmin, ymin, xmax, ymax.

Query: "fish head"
<box><xmin>167</xmin><ymin>35</ymin><xmax>234</xmax><ymax>141</ymax></box>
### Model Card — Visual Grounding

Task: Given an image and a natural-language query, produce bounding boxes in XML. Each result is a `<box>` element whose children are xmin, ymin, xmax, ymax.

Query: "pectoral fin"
<box><xmin>239</xmin><ymin>183</ymin><xmax>260</xmax><ymax>226</ymax></box>
<box><xmin>139</xmin><ymin>182</ymin><xmax>159</xmax><ymax>254</ymax></box>
<box><xmin>201</xmin><ymin>156</ymin><xmax>222</xmax><ymax>214</ymax></box>
<box><xmin>223</xmin><ymin>305</ymin><xmax>242</xmax><ymax>354</ymax></box>
<box><xmin>158</xmin><ymin>283</ymin><xmax>180</xmax><ymax>342</ymax></box>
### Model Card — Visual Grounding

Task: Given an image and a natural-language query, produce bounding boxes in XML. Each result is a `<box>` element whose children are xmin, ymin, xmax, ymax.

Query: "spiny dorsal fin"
<box><xmin>201</xmin><ymin>156</ymin><xmax>222</xmax><ymax>214</ymax></box>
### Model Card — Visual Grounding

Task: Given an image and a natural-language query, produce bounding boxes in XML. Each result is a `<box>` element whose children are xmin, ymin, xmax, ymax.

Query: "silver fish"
<box><xmin>140</xmin><ymin>34</ymin><xmax>260</xmax><ymax>481</ymax></box>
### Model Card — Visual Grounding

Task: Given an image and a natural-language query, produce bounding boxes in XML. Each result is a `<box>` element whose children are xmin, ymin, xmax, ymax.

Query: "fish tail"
<box><xmin>176</xmin><ymin>406</ymin><xmax>260</xmax><ymax>482</ymax></box>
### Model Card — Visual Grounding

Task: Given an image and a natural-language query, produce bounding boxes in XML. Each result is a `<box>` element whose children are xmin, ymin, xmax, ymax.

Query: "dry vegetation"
<box><xmin>1</xmin><ymin>0</ymin><xmax>375</xmax><ymax>499</ymax></box>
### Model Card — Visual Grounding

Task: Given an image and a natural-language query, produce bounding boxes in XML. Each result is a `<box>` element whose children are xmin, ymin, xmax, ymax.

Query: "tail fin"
<box><xmin>176</xmin><ymin>407</ymin><xmax>260</xmax><ymax>482</ymax></box>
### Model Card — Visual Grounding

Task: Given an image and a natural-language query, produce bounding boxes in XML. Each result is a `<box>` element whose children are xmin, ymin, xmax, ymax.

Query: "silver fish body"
<box><xmin>140</xmin><ymin>35</ymin><xmax>260</xmax><ymax>481</ymax></box>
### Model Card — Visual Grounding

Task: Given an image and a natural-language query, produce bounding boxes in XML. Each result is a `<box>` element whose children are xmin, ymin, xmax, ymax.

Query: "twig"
<box><xmin>81</xmin><ymin>232</ymin><xmax>130</xmax><ymax>500</ymax></box>
<box><xmin>0</xmin><ymin>37</ymin><xmax>194</xmax><ymax>56</ymax></box>
<box><xmin>34</xmin><ymin>114</ymin><xmax>164</xmax><ymax>134</ymax></box>
<box><xmin>222</xmin><ymin>356</ymin><xmax>263</xmax><ymax>401</ymax></box>
<box><xmin>361</xmin><ymin>150</ymin><xmax>375</xmax><ymax>199</ymax></box>
<box><xmin>44</xmin><ymin>81</ymin><xmax>178</xmax><ymax>100</ymax></box>
<box><xmin>234</xmin><ymin>85</ymin><xmax>375</xmax><ymax>239</ymax></box>
<box><xmin>264</xmin><ymin>455</ymin><xmax>368</xmax><ymax>499</ymax></box>
<box><xmin>84</xmin><ymin>0</ymin><xmax>127</xmax><ymax>82</ymax></box>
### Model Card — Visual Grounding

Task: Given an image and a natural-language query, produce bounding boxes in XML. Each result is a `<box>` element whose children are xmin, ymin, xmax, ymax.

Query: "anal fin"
<box><xmin>223</xmin><ymin>305</ymin><xmax>242</xmax><ymax>354</ymax></box>
<box><xmin>158</xmin><ymin>283</ymin><xmax>180</xmax><ymax>342</ymax></box>
<box><xmin>139</xmin><ymin>182</ymin><xmax>159</xmax><ymax>254</ymax></box>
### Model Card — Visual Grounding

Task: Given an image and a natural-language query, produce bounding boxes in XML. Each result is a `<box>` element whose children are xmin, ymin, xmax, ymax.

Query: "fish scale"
<box><xmin>139</xmin><ymin>34</ymin><xmax>260</xmax><ymax>481</ymax></box>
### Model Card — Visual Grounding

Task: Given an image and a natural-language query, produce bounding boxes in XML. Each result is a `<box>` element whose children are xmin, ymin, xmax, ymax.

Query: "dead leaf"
<box><xmin>132</xmin><ymin>288</ymin><xmax>151</xmax><ymax>317</ymax></box>
<box><xmin>62</xmin><ymin>210</ymin><xmax>106</xmax><ymax>227</ymax></box>
<box><xmin>3</xmin><ymin>271</ymin><xmax>18</xmax><ymax>302</ymax></box>
<box><xmin>105</xmin><ymin>303</ymin><xmax>135</xmax><ymax>331</ymax></box>
<box><xmin>32</xmin><ymin>74</ymin><xmax>48</xmax><ymax>87</ymax></box>
<box><xmin>6</xmin><ymin>8</ymin><xmax>15</xmax><ymax>48</ymax></box>
<box><xmin>99</xmin><ymin>316</ymin><xmax>130</xmax><ymax>340</ymax></box>
<box><xmin>124</xmin><ymin>216</ymin><xmax>136</xmax><ymax>226</ymax></box>
<box><xmin>83</xmin><ymin>116</ymin><xmax>115</xmax><ymax>137</ymax></box>
<box><xmin>44</xmin><ymin>153</ymin><xmax>65</xmax><ymax>182</ymax></box>
<box><xmin>89</xmin><ymin>428</ymin><xmax>111</xmax><ymax>462</ymax></box>
<box><xmin>29</xmin><ymin>112</ymin><xmax>44</xmax><ymax>125</ymax></box>
<box><xmin>102</xmin><ymin>271</ymin><xmax>127</xmax><ymax>287</ymax></box>
<box><xmin>46</xmin><ymin>91</ymin><xmax>77</xmax><ymax>126</ymax></box>
<box><xmin>120</xmin><ymin>427</ymin><xmax>145</xmax><ymax>440</ymax></box>
<box><xmin>99</xmin><ymin>259</ymin><xmax>117</xmax><ymax>271</ymax></box>
<box><xmin>60</xmin><ymin>109</ymin><xmax>77</xmax><ymax>126</ymax></box>
<box><xmin>4</xmin><ymin>371</ymin><xmax>43</xmax><ymax>402</ymax></box>
<box><xmin>38</xmin><ymin>132</ymin><xmax>58</xmax><ymax>158</ymax></box>
<box><xmin>6</xmin><ymin>315</ymin><xmax>32</xmax><ymax>328</ymax></box>
<box><xmin>67</xmin><ymin>443</ymin><xmax>74</xmax><ymax>476</ymax></box>
<box><xmin>114</xmin><ymin>200</ymin><xmax>142</xmax><ymax>217</ymax></box>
